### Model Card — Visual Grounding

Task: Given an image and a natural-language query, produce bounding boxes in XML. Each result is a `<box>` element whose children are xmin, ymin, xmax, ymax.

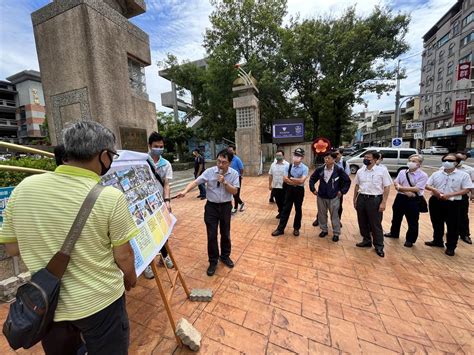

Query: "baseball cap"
<box><xmin>294</xmin><ymin>148</ymin><xmax>305</xmax><ymax>156</ymax></box>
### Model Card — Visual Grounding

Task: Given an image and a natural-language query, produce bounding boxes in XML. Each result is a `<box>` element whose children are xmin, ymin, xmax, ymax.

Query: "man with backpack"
<box><xmin>309</xmin><ymin>152</ymin><xmax>351</xmax><ymax>242</ymax></box>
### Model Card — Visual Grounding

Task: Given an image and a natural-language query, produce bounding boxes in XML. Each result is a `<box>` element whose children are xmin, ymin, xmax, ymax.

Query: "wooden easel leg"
<box><xmin>165</xmin><ymin>243</ymin><xmax>191</xmax><ymax>297</ymax></box>
<box><xmin>151</xmin><ymin>261</ymin><xmax>183</xmax><ymax>347</ymax></box>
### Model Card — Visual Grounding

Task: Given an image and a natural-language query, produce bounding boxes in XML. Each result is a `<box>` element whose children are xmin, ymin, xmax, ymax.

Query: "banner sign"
<box><xmin>272</xmin><ymin>119</ymin><xmax>305</xmax><ymax>143</ymax></box>
<box><xmin>414</xmin><ymin>133</ymin><xmax>424</xmax><ymax>140</ymax></box>
<box><xmin>406</xmin><ymin>122</ymin><xmax>423</xmax><ymax>130</ymax></box>
<box><xmin>0</xmin><ymin>187</ymin><xmax>14</xmax><ymax>228</ymax></box>
<box><xmin>457</xmin><ymin>62</ymin><xmax>471</xmax><ymax>80</ymax></box>
<box><xmin>312</xmin><ymin>137</ymin><xmax>332</xmax><ymax>156</ymax></box>
<box><xmin>101</xmin><ymin>151</ymin><xmax>176</xmax><ymax>276</ymax></box>
<box><xmin>453</xmin><ymin>99</ymin><xmax>468</xmax><ymax>125</ymax></box>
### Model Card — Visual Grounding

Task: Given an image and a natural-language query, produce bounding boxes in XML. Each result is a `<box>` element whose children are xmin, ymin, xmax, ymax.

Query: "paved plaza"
<box><xmin>1</xmin><ymin>173</ymin><xmax>473</xmax><ymax>354</ymax></box>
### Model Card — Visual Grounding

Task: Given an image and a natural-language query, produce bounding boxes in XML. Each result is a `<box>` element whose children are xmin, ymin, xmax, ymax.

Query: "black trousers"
<box><xmin>204</xmin><ymin>201</ymin><xmax>232</xmax><ymax>264</ymax></box>
<box><xmin>389</xmin><ymin>194</ymin><xmax>420</xmax><ymax>243</ymax></box>
<box><xmin>277</xmin><ymin>186</ymin><xmax>305</xmax><ymax>231</ymax></box>
<box><xmin>429</xmin><ymin>196</ymin><xmax>461</xmax><ymax>250</ymax></box>
<box><xmin>356</xmin><ymin>194</ymin><xmax>384</xmax><ymax>249</ymax></box>
<box><xmin>160</xmin><ymin>242</ymin><xmax>168</xmax><ymax>258</ymax></box>
<box><xmin>233</xmin><ymin>176</ymin><xmax>244</xmax><ymax>208</ymax></box>
<box><xmin>42</xmin><ymin>294</ymin><xmax>129</xmax><ymax>355</ymax></box>
<box><xmin>459</xmin><ymin>194</ymin><xmax>470</xmax><ymax>238</ymax></box>
<box><xmin>272</xmin><ymin>187</ymin><xmax>286</xmax><ymax>214</ymax></box>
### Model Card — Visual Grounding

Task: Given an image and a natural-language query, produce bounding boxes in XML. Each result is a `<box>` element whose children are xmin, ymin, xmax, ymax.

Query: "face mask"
<box><xmin>276</xmin><ymin>156</ymin><xmax>283</xmax><ymax>161</ymax></box>
<box><xmin>363</xmin><ymin>159</ymin><xmax>371</xmax><ymax>166</ymax></box>
<box><xmin>442</xmin><ymin>161</ymin><xmax>455</xmax><ymax>169</ymax></box>
<box><xmin>150</xmin><ymin>147</ymin><xmax>164</xmax><ymax>158</ymax></box>
<box><xmin>292</xmin><ymin>156</ymin><xmax>302</xmax><ymax>163</ymax></box>
<box><xmin>407</xmin><ymin>162</ymin><xmax>418</xmax><ymax>170</ymax></box>
<box><xmin>99</xmin><ymin>152</ymin><xmax>112</xmax><ymax>176</ymax></box>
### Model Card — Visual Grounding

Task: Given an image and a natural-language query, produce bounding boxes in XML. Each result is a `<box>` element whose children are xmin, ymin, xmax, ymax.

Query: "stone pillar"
<box><xmin>232</xmin><ymin>78</ymin><xmax>261</xmax><ymax>176</ymax></box>
<box><xmin>31</xmin><ymin>0</ymin><xmax>157</xmax><ymax>152</ymax></box>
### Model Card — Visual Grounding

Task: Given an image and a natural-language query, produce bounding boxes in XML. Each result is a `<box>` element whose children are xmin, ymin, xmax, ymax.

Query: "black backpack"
<box><xmin>3</xmin><ymin>184</ymin><xmax>104</xmax><ymax>350</ymax></box>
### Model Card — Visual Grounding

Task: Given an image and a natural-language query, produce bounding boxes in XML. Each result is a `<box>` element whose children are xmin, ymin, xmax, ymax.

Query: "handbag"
<box><xmin>405</xmin><ymin>170</ymin><xmax>428</xmax><ymax>213</ymax></box>
<box><xmin>2</xmin><ymin>184</ymin><xmax>105</xmax><ymax>350</ymax></box>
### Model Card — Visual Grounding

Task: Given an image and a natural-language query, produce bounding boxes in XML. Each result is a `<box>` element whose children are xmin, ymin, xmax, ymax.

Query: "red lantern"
<box><xmin>312</xmin><ymin>137</ymin><xmax>332</xmax><ymax>156</ymax></box>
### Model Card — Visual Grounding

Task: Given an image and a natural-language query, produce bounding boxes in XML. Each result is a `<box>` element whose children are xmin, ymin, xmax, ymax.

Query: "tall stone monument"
<box><xmin>232</xmin><ymin>74</ymin><xmax>261</xmax><ymax>176</ymax></box>
<box><xmin>31</xmin><ymin>0</ymin><xmax>157</xmax><ymax>151</ymax></box>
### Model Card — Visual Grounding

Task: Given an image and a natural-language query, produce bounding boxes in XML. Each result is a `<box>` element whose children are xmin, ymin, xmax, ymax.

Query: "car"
<box><xmin>341</xmin><ymin>147</ymin><xmax>357</xmax><ymax>156</ymax></box>
<box><xmin>465</xmin><ymin>148</ymin><xmax>474</xmax><ymax>158</ymax></box>
<box><xmin>346</xmin><ymin>147</ymin><xmax>419</xmax><ymax>174</ymax></box>
<box><xmin>420</xmin><ymin>146</ymin><xmax>449</xmax><ymax>155</ymax></box>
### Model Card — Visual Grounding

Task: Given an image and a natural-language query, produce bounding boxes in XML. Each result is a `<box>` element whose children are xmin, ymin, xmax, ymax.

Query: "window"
<box><xmin>400</xmin><ymin>150</ymin><xmax>414</xmax><ymax>159</ymax></box>
<box><xmin>436</xmin><ymin>83</ymin><xmax>443</xmax><ymax>95</ymax></box>
<box><xmin>444</xmin><ymin>98</ymin><xmax>451</xmax><ymax>111</ymax></box>
<box><xmin>453</xmin><ymin>20</ymin><xmax>460</xmax><ymax>36</ymax></box>
<box><xmin>446</xmin><ymin>79</ymin><xmax>452</xmax><ymax>90</ymax></box>
<box><xmin>435</xmin><ymin>100</ymin><xmax>441</xmax><ymax>113</ymax></box>
<box><xmin>437</xmin><ymin>33</ymin><xmax>450</xmax><ymax>48</ymax></box>
<box><xmin>128</xmin><ymin>57</ymin><xmax>147</xmax><ymax>98</ymax></box>
<box><xmin>448</xmin><ymin>42</ymin><xmax>455</xmax><ymax>56</ymax></box>
<box><xmin>459</xmin><ymin>52</ymin><xmax>472</xmax><ymax>64</ymax></box>
<box><xmin>438</xmin><ymin>50</ymin><xmax>445</xmax><ymax>64</ymax></box>
<box><xmin>461</xmin><ymin>32</ymin><xmax>473</xmax><ymax>47</ymax></box>
<box><xmin>462</xmin><ymin>12</ymin><xmax>474</xmax><ymax>27</ymax></box>
<box><xmin>447</xmin><ymin>61</ymin><xmax>454</xmax><ymax>75</ymax></box>
<box><xmin>438</xmin><ymin>67</ymin><xmax>444</xmax><ymax>80</ymax></box>
<box><xmin>379</xmin><ymin>150</ymin><xmax>398</xmax><ymax>159</ymax></box>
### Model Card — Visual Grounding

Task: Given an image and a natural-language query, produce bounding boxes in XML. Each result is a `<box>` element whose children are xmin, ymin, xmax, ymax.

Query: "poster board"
<box><xmin>0</xmin><ymin>187</ymin><xmax>15</xmax><ymax>228</ymax></box>
<box><xmin>101</xmin><ymin>150</ymin><xmax>177</xmax><ymax>276</ymax></box>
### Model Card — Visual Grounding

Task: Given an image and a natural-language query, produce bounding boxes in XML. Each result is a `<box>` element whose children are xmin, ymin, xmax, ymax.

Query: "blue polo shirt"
<box><xmin>289</xmin><ymin>163</ymin><xmax>309</xmax><ymax>187</ymax></box>
<box><xmin>230</xmin><ymin>155</ymin><xmax>244</xmax><ymax>176</ymax></box>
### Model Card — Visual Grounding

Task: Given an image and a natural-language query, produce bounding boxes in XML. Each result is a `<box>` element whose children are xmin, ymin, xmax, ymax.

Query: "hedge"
<box><xmin>0</xmin><ymin>158</ymin><xmax>56</xmax><ymax>187</ymax></box>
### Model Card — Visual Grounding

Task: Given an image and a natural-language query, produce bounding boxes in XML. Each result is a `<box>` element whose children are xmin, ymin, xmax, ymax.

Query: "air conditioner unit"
<box><xmin>445</xmin><ymin>122</ymin><xmax>450</xmax><ymax>127</ymax></box>
<box><xmin>437</xmin><ymin>122</ymin><xmax>442</xmax><ymax>128</ymax></box>
<box><xmin>441</xmin><ymin>109</ymin><xmax>447</xmax><ymax>113</ymax></box>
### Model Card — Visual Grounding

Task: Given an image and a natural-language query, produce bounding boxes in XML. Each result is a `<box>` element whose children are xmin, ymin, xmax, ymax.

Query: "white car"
<box><xmin>421</xmin><ymin>146</ymin><xmax>449</xmax><ymax>155</ymax></box>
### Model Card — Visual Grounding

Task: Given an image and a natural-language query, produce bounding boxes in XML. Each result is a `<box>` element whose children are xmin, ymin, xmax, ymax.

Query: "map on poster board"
<box><xmin>101</xmin><ymin>150</ymin><xmax>177</xmax><ymax>276</ymax></box>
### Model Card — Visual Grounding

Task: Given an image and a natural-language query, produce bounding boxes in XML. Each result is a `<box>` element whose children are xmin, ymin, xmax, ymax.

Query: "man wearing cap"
<box><xmin>272</xmin><ymin>148</ymin><xmax>309</xmax><ymax>237</ymax></box>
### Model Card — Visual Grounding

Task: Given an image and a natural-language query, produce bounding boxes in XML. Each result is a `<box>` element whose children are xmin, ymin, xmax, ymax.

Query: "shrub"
<box><xmin>0</xmin><ymin>157</ymin><xmax>56</xmax><ymax>187</ymax></box>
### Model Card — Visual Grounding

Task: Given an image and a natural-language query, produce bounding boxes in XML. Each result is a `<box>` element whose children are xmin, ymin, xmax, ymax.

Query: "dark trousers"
<box><xmin>204</xmin><ymin>201</ymin><xmax>232</xmax><ymax>264</ymax></box>
<box><xmin>42</xmin><ymin>294</ymin><xmax>129</xmax><ymax>355</ymax></box>
<box><xmin>269</xmin><ymin>189</ymin><xmax>275</xmax><ymax>202</ymax></box>
<box><xmin>429</xmin><ymin>196</ymin><xmax>461</xmax><ymax>250</ymax></box>
<box><xmin>277</xmin><ymin>186</ymin><xmax>305</xmax><ymax>231</ymax></box>
<box><xmin>459</xmin><ymin>194</ymin><xmax>470</xmax><ymax>238</ymax></box>
<box><xmin>195</xmin><ymin>172</ymin><xmax>206</xmax><ymax>197</ymax></box>
<box><xmin>389</xmin><ymin>194</ymin><xmax>420</xmax><ymax>243</ymax></box>
<box><xmin>233</xmin><ymin>176</ymin><xmax>243</xmax><ymax>208</ymax></box>
<box><xmin>356</xmin><ymin>194</ymin><xmax>384</xmax><ymax>249</ymax></box>
<box><xmin>160</xmin><ymin>242</ymin><xmax>168</xmax><ymax>258</ymax></box>
<box><xmin>272</xmin><ymin>188</ymin><xmax>286</xmax><ymax>214</ymax></box>
<box><xmin>338</xmin><ymin>194</ymin><xmax>344</xmax><ymax>219</ymax></box>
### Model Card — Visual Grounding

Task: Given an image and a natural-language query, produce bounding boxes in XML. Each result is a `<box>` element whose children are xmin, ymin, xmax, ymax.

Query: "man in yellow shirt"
<box><xmin>0</xmin><ymin>121</ymin><xmax>138</xmax><ymax>354</ymax></box>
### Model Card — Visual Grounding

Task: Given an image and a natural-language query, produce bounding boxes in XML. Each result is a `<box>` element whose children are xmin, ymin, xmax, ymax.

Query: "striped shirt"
<box><xmin>0</xmin><ymin>165</ymin><xmax>138</xmax><ymax>321</ymax></box>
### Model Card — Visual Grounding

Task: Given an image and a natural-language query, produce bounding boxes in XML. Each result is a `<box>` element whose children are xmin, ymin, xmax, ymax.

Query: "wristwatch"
<box><xmin>164</xmin><ymin>198</ymin><xmax>171</xmax><ymax>202</ymax></box>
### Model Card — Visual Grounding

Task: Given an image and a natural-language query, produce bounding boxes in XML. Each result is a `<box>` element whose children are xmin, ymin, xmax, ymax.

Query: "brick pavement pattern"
<box><xmin>0</xmin><ymin>175</ymin><xmax>473</xmax><ymax>354</ymax></box>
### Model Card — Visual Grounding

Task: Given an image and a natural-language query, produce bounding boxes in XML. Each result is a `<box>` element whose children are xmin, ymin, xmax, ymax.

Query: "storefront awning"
<box><xmin>426</xmin><ymin>126</ymin><xmax>463</xmax><ymax>139</ymax></box>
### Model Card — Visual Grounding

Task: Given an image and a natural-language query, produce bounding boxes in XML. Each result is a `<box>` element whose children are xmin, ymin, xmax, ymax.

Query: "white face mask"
<box><xmin>407</xmin><ymin>162</ymin><xmax>418</xmax><ymax>170</ymax></box>
<box><xmin>292</xmin><ymin>156</ymin><xmax>303</xmax><ymax>164</ymax></box>
<box><xmin>442</xmin><ymin>161</ymin><xmax>456</xmax><ymax>170</ymax></box>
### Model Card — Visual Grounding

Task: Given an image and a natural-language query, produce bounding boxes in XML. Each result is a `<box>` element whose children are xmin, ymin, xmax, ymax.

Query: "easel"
<box><xmin>150</xmin><ymin>242</ymin><xmax>190</xmax><ymax>347</ymax></box>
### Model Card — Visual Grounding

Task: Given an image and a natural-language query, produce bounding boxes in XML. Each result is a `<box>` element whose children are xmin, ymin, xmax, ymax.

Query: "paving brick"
<box><xmin>269</xmin><ymin>326</ymin><xmax>308</xmax><ymax>354</ymax></box>
<box><xmin>328</xmin><ymin>316</ymin><xmax>361</xmax><ymax>353</ymax></box>
<box><xmin>354</xmin><ymin>324</ymin><xmax>402</xmax><ymax>353</ymax></box>
<box><xmin>211</xmin><ymin>302</ymin><xmax>247</xmax><ymax>325</ymax></box>
<box><xmin>266</xmin><ymin>342</ymin><xmax>297</xmax><ymax>354</ymax></box>
<box><xmin>308</xmin><ymin>340</ymin><xmax>339</xmax><ymax>355</ymax></box>
<box><xmin>189</xmin><ymin>288</ymin><xmax>212</xmax><ymax>302</ymax></box>
<box><xmin>176</xmin><ymin>318</ymin><xmax>202</xmax><ymax>352</ymax></box>
<box><xmin>301</xmin><ymin>293</ymin><xmax>327</xmax><ymax>324</ymax></box>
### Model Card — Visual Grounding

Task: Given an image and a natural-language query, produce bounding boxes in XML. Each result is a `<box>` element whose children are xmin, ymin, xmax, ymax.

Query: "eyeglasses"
<box><xmin>107</xmin><ymin>150</ymin><xmax>120</xmax><ymax>160</ymax></box>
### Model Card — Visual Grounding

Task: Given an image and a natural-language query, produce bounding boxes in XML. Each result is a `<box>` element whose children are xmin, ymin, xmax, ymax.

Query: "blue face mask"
<box><xmin>150</xmin><ymin>148</ymin><xmax>164</xmax><ymax>158</ymax></box>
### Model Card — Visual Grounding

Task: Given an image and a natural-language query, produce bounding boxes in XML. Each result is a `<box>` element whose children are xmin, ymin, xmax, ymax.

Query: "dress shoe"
<box><xmin>293</xmin><ymin>229</ymin><xmax>300</xmax><ymax>237</ymax></box>
<box><xmin>375</xmin><ymin>249</ymin><xmax>385</xmax><ymax>257</ymax></box>
<box><xmin>207</xmin><ymin>263</ymin><xmax>217</xmax><ymax>276</ymax></box>
<box><xmin>312</xmin><ymin>219</ymin><xmax>319</xmax><ymax>227</ymax></box>
<box><xmin>275</xmin><ymin>214</ymin><xmax>281</xmax><ymax>219</ymax></box>
<box><xmin>332</xmin><ymin>235</ymin><xmax>339</xmax><ymax>242</ymax></box>
<box><xmin>425</xmin><ymin>240</ymin><xmax>444</xmax><ymax>247</ymax></box>
<box><xmin>384</xmin><ymin>233</ymin><xmax>399</xmax><ymax>239</ymax></box>
<box><xmin>445</xmin><ymin>249</ymin><xmax>455</xmax><ymax>256</ymax></box>
<box><xmin>356</xmin><ymin>241</ymin><xmax>372</xmax><ymax>248</ymax></box>
<box><xmin>272</xmin><ymin>229</ymin><xmax>284</xmax><ymax>237</ymax></box>
<box><xmin>319</xmin><ymin>231</ymin><xmax>328</xmax><ymax>238</ymax></box>
<box><xmin>460</xmin><ymin>235</ymin><xmax>472</xmax><ymax>244</ymax></box>
<box><xmin>340</xmin><ymin>223</ymin><xmax>343</xmax><ymax>228</ymax></box>
<box><xmin>404</xmin><ymin>241</ymin><xmax>413</xmax><ymax>248</ymax></box>
<box><xmin>200</xmin><ymin>196</ymin><xmax>206</xmax><ymax>200</ymax></box>
<box><xmin>220</xmin><ymin>256</ymin><xmax>234</xmax><ymax>268</ymax></box>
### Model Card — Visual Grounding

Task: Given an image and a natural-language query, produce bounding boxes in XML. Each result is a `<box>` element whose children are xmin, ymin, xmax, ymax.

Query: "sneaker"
<box><xmin>163</xmin><ymin>256</ymin><xmax>174</xmax><ymax>269</ymax></box>
<box><xmin>231</xmin><ymin>208</ymin><xmax>238</xmax><ymax>214</ymax></box>
<box><xmin>239</xmin><ymin>203</ymin><xmax>246</xmax><ymax>212</ymax></box>
<box><xmin>144</xmin><ymin>266</ymin><xmax>154</xmax><ymax>279</ymax></box>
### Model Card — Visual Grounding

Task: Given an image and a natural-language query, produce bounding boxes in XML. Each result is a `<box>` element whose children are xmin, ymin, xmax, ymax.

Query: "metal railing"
<box><xmin>0</xmin><ymin>118</ymin><xmax>17</xmax><ymax>127</ymax></box>
<box><xmin>0</xmin><ymin>99</ymin><xmax>16</xmax><ymax>108</ymax></box>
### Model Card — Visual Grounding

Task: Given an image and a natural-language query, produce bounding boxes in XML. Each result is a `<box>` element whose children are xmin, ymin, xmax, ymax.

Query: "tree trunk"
<box><xmin>312</xmin><ymin>110</ymin><xmax>319</xmax><ymax>139</ymax></box>
<box><xmin>333</xmin><ymin>100</ymin><xmax>343</xmax><ymax>148</ymax></box>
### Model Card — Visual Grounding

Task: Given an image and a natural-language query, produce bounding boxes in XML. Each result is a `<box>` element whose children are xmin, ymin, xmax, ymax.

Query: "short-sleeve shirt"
<box><xmin>427</xmin><ymin>169</ymin><xmax>473</xmax><ymax>201</ymax></box>
<box><xmin>230</xmin><ymin>155</ymin><xmax>244</xmax><ymax>176</ymax></box>
<box><xmin>394</xmin><ymin>169</ymin><xmax>429</xmax><ymax>196</ymax></box>
<box><xmin>0</xmin><ymin>165</ymin><xmax>138</xmax><ymax>321</ymax></box>
<box><xmin>354</xmin><ymin>165</ymin><xmax>392</xmax><ymax>195</ymax></box>
<box><xmin>289</xmin><ymin>163</ymin><xmax>309</xmax><ymax>187</ymax></box>
<box><xmin>196</xmin><ymin>166</ymin><xmax>240</xmax><ymax>203</ymax></box>
<box><xmin>269</xmin><ymin>161</ymin><xmax>289</xmax><ymax>189</ymax></box>
<box><xmin>155</xmin><ymin>157</ymin><xmax>173</xmax><ymax>181</ymax></box>
<box><xmin>457</xmin><ymin>164</ymin><xmax>474</xmax><ymax>182</ymax></box>
<box><xmin>194</xmin><ymin>155</ymin><xmax>205</xmax><ymax>176</ymax></box>
<box><xmin>337</xmin><ymin>159</ymin><xmax>351</xmax><ymax>176</ymax></box>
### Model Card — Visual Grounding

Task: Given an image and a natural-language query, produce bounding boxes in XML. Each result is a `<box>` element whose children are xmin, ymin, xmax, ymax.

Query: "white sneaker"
<box><xmin>143</xmin><ymin>266</ymin><xmax>154</xmax><ymax>279</ymax></box>
<box><xmin>239</xmin><ymin>203</ymin><xmax>246</xmax><ymax>212</ymax></box>
<box><xmin>163</xmin><ymin>256</ymin><xmax>174</xmax><ymax>269</ymax></box>
<box><xmin>231</xmin><ymin>208</ymin><xmax>238</xmax><ymax>214</ymax></box>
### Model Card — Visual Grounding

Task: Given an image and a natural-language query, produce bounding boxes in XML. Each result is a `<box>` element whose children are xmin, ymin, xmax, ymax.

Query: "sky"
<box><xmin>0</xmin><ymin>0</ymin><xmax>457</xmax><ymax>115</ymax></box>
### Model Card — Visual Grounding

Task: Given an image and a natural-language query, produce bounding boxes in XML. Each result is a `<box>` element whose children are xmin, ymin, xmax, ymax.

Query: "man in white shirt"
<box><xmin>353</xmin><ymin>151</ymin><xmax>392</xmax><ymax>257</ymax></box>
<box><xmin>268</xmin><ymin>149</ymin><xmax>289</xmax><ymax>219</ymax></box>
<box><xmin>456</xmin><ymin>151</ymin><xmax>474</xmax><ymax>244</ymax></box>
<box><xmin>425</xmin><ymin>153</ymin><xmax>472</xmax><ymax>256</ymax></box>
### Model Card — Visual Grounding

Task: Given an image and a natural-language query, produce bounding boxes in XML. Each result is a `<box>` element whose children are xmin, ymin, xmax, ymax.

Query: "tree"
<box><xmin>156</xmin><ymin>111</ymin><xmax>194</xmax><ymax>159</ymax></box>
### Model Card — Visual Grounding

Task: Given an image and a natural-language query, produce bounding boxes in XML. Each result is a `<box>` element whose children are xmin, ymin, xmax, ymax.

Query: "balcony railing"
<box><xmin>0</xmin><ymin>99</ymin><xmax>16</xmax><ymax>108</ymax></box>
<box><xmin>0</xmin><ymin>118</ymin><xmax>17</xmax><ymax>127</ymax></box>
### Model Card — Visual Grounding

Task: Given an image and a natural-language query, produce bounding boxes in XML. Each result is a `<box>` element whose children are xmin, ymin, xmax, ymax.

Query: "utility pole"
<box><xmin>395</xmin><ymin>59</ymin><xmax>401</xmax><ymax>138</ymax></box>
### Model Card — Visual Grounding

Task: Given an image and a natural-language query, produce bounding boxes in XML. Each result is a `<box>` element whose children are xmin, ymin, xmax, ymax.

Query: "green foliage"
<box><xmin>156</xmin><ymin>111</ymin><xmax>194</xmax><ymax>158</ymax></box>
<box><xmin>0</xmin><ymin>157</ymin><xmax>56</xmax><ymax>187</ymax></box>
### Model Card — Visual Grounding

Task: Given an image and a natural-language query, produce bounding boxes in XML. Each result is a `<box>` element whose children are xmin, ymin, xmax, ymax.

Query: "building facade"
<box><xmin>419</xmin><ymin>0</ymin><xmax>474</xmax><ymax>151</ymax></box>
<box><xmin>0</xmin><ymin>81</ymin><xmax>19</xmax><ymax>144</ymax></box>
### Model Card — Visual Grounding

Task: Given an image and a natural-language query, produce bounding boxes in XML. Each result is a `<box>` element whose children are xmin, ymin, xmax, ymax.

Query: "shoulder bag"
<box><xmin>3</xmin><ymin>184</ymin><xmax>105</xmax><ymax>350</ymax></box>
<box><xmin>405</xmin><ymin>170</ymin><xmax>428</xmax><ymax>213</ymax></box>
